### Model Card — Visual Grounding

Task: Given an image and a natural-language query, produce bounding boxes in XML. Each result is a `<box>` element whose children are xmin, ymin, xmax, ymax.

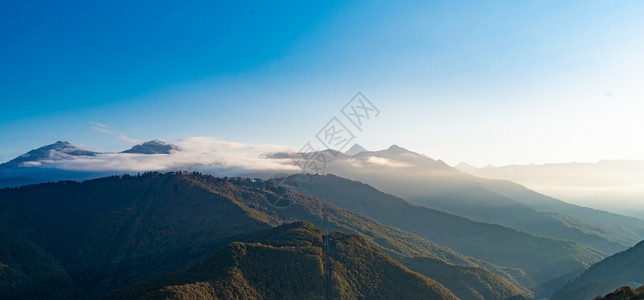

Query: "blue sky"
<box><xmin>1</xmin><ymin>0</ymin><xmax>643</xmax><ymax>166</ymax></box>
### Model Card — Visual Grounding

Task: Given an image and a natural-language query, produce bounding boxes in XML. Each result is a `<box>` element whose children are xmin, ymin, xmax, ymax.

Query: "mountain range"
<box><xmin>0</xmin><ymin>140</ymin><xmax>183</xmax><ymax>188</ymax></box>
<box><xmin>283</xmin><ymin>174</ymin><xmax>605</xmax><ymax>297</ymax></box>
<box><xmin>2</xmin><ymin>141</ymin><xmax>643</xmax><ymax>298</ymax></box>
<box><xmin>0</xmin><ymin>140</ymin><xmax>179</xmax><ymax>171</ymax></box>
<box><xmin>4</xmin><ymin>140</ymin><xmax>643</xmax><ymax>251</ymax></box>
<box><xmin>0</xmin><ymin>141</ymin><xmax>98</xmax><ymax>170</ymax></box>
<box><xmin>457</xmin><ymin>160</ymin><xmax>644</xmax><ymax>219</ymax></box>
<box><xmin>0</xmin><ymin>172</ymin><xmax>532</xmax><ymax>299</ymax></box>
<box><xmin>272</xmin><ymin>146</ymin><xmax>644</xmax><ymax>252</ymax></box>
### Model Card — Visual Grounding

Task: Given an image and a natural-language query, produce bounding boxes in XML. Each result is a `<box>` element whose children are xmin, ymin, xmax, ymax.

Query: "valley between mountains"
<box><xmin>1</xmin><ymin>141</ymin><xmax>643</xmax><ymax>299</ymax></box>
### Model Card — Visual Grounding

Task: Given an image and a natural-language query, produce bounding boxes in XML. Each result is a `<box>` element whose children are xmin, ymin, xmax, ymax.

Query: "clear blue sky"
<box><xmin>2</xmin><ymin>0</ymin><xmax>643</xmax><ymax>166</ymax></box>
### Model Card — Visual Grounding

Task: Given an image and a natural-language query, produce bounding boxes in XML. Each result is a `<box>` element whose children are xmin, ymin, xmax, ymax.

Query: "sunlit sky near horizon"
<box><xmin>1</xmin><ymin>0</ymin><xmax>644</xmax><ymax>167</ymax></box>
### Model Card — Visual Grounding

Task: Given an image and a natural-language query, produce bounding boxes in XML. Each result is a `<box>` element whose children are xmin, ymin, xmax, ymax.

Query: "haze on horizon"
<box><xmin>6</xmin><ymin>3</ymin><xmax>644</xmax><ymax>299</ymax></box>
<box><xmin>2</xmin><ymin>137</ymin><xmax>643</xmax><ymax>220</ymax></box>
<box><xmin>2</xmin><ymin>0</ymin><xmax>644</xmax><ymax>168</ymax></box>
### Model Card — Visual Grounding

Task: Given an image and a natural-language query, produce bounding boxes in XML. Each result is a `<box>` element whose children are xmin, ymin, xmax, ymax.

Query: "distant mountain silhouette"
<box><xmin>105</xmin><ymin>221</ymin><xmax>458</xmax><ymax>300</ymax></box>
<box><xmin>4</xmin><ymin>141</ymin><xmax>640</xmax><ymax>254</ymax></box>
<box><xmin>277</xmin><ymin>145</ymin><xmax>635</xmax><ymax>255</ymax></box>
<box><xmin>455</xmin><ymin>162</ymin><xmax>477</xmax><ymax>170</ymax></box>
<box><xmin>3</xmin><ymin>141</ymin><xmax>642</xmax><ymax>298</ymax></box>
<box><xmin>345</xmin><ymin>143</ymin><xmax>367</xmax><ymax>155</ymax></box>
<box><xmin>0</xmin><ymin>140</ymin><xmax>179</xmax><ymax>172</ymax></box>
<box><xmin>0</xmin><ymin>141</ymin><xmax>97</xmax><ymax>170</ymax></box>
<box><xmin>458</xmin><ymin>160</ymin><xmax>644</xmax><ymax>220</ymax></box>
<box><xmin>0</xmin><ymin>140</ymin><xmax>183</xmax><ymax>188</ymax></box>
<box><xmin>121</xmin><ymin>139</ymin><xmax>179</xmax><ymax>154</ymax></box>
<box><xmin>553</xmin><ymin>240</ymin><xmax>644</xmax><ymax>300</ymax></box>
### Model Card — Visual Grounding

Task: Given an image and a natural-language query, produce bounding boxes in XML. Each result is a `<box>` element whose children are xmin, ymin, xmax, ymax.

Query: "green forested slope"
<box><xmin>105</xmin><ymin>222</ymin><xmax>458</xmax><ymax>300</ymax></box>
<box><xmin>0</xmin><ymin>172</ymin><xmax>528</xmax><ymax>299</ymax></box>
<box><xmin>289</xmin><ymin>174</ymin><xmax>604</xmax><ymax>297</ymax></box>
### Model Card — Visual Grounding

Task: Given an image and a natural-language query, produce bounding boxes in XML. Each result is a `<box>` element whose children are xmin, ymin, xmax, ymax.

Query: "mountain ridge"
<box><xmin>281</xmin><ymin>146</ymin><xmax>635</xmax><ymax>254</ymax></box>
<box><xmin>283</xmin><ymin>173</ymin><xmax>605</xmax><ymax>297</ymax></box>
<box><xmin>345</xmin><ymin>143</ymin><xmax>367</xmax><ymax>155</ymax></box>
<box><xmin>121</xmin><ymin>139</ymin><xmax>179</xmax><ymax>154</ymax></box>
<box><xmin>0</xmin><ymin>172</ymin><xmax>529</xmax><ymax>299</ymax></box>
<box><xmin>0</xmin><ymin>139</ymin><xmax>180</xmax><ymax>169</ymax></box>
<box><xmin>104</xmin><ymin>221</ymin><xmax>459</xmax><ymax>300</ymax></box>
<box><xmin>0</xmin><ymin>141</ymin><xmax>97</xmax><ymax>170</ymax></box>
<box><xmin>552</xmin><ymin>239</ymin><xmax>644</xmax><ymax>300</ymax></box>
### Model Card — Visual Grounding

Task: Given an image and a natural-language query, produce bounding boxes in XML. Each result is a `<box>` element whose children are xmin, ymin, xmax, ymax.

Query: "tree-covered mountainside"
<box><xmin>0</xmin><ymin>226</ymin><xmax>80</xmax><ymax>299</ymax></box>
<box><xmin>400</xmin><ymin>256</ymin><xmax>528</xmax><ymax>300</ymax></box>
<box><xmin>0</xmin><ymin>173</ymin><xmax>274</xmax><ymax>299</ymax></box>
<box><xmin>593</xmin><ymin>286</ymin><xmax>644</xmax><ymax>300</ymax></box>
<box><xmin>105</xmin><ymin>221</ymin><xmax>458</xmax><ymax>300</ymax></box>
<box><xmin>287</xmin><ymin>174</ymin><xmax>605</xmax><ymax>297</ymax></box>
<box><xmin>552</xmin><ymin>240</ymin><xmax>644</xmax><ymax>300</ymax></box>
<box><xmin>0</xmin><ymin>172</ymin><xmax>528</xmax><ymax>299</ymax></box>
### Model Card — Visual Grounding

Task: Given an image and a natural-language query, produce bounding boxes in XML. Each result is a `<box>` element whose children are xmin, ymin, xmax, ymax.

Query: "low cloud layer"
<box><xmin>365</xmin><ymin>156</ymin><xmax>411</xmax><ymax>168</ymax></box>
<box><xmin>36</xmin><ymin>137</ymin><xmax>299</xmax><ymax>176</ymax></box>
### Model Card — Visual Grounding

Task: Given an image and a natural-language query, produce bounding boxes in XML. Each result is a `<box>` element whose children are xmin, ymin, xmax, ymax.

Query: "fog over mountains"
<box><xmin>0</xmin><ymin>138</ymin><xmax>297</xmax><ymax>187</ymax></box>
<box><xmin>2</xmin><ymin>139</ymin><xmax>642</xmax><ymax>223</ymax></box>
<box><xmin>0</xmin><ymin>141</ymin><xmax>98</xmax><ymax>170</ymax></box>
<box><xmin>553</xmin><ymin>240</ymin><xmax>644</xmax><ymax>300</ymax></box>
<box><xmin>457</xmin><ymin>161</ymin><xmax>644</xmax><ymax>219</ymax></box>
<box><xmin>121</xmin><ymin>139</ymin><xmax>180</xmax><ymax>154</ymax></box>
<box><xmin>5</xmin><ymin>1</ymin><xmax>643</xmax><ymax>298</ymax></box>
<box><xmin>2</xmin><ymin>139</ymin><xmax>644</xmax><ymax>298</ymax></box>
<box><xmin>0</xmin><ymin>172</ymin><xmax>529</xmax><ymax>299</ymax></box>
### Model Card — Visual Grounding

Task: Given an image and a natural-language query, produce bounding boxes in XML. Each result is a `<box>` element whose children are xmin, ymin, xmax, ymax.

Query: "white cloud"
<box><xmin>89</xmin><ymin>122</ymin><xmax>109</xmax><ymax>128</ymax></box>
<box><xmin>38</xmin><ymin>137</ymin><xmax>299</xmax><ymax>177</ymax></box>
<box><xmin>89</xmin><ymin>122</ymin><xmax>142</xmax><ymax>145</ymax></box>
<box><xmin>90</xmin><ymin>126</ymin><xmax>113</xmax><ymax>135</ymax></box>
<box><xmin>365</xmin><ymin>156</ymin><xmax>410</xmax><ymax>168</ymax></box>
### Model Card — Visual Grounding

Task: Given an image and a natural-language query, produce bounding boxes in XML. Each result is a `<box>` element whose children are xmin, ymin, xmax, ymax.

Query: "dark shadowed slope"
<box><xmin>105</xmin><ymin>222</ymin><xmax>458</xmax><ymax>300</ymax></box>
<box><xmin>401</xmin><ymin>256</ymin><xmax>529</xmax><ymax>300</ymax></box>
<box><xmin>0</xmin><ymin>173</ymin><xmax>274</xmax><ymax>299</ymax></box>
<box><xmin>553</xmin><ymin>240</ymin><xmax>644</xmax><ymax>300</ymax></box>
<box><xmin>276</xmin><ymin>146</ymin><xmax>633</xmax><ymax>254</ymax></box>
<box><xmin>188</xmin><ymin>173</ymin><xmax>531</xmax><ymax>299</ymax></box>
<box><xmin>0</xmin><ymin>172</ymin><xmax>527</xmax><ymax>299</ymax></box>
<box><xmin>0</xmin><ymin>225</ymin><xmax>80</xmax><ymax>300</ymax></box>
<box><xmin>287</xmin><ymin>174</ymin><xmax>604</xmax><ymax>297</ymax></box>
<box><xmin>306</xmin><ymin>146</ymin><xmax>629</xmax><ymax>254</ymax></box>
